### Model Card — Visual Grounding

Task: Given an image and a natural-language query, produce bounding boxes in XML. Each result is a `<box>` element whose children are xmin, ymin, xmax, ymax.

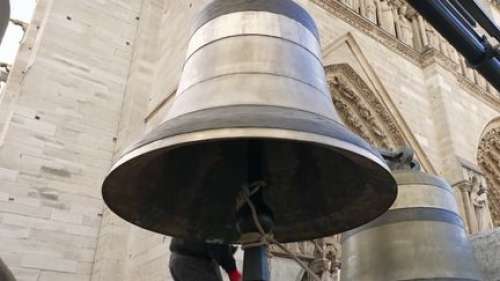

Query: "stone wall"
<box><xmin>0</xmin><ymin>0</ymin><xmax>142</xmax><ymax>280</ymax></box>
<box><xmin>472</xmin><ymin>228</ymin><xmax>500</xmax><ymax>281</ymax></box>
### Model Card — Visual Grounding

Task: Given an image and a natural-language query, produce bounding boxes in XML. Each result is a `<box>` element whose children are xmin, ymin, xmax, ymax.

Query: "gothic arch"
<box><xmin>325</xmin><ymin>63</ymin><xmax>436</xmax><ymax>174</ymax></box>
<box><xmin>477</xmin><ymin>116</ymin><xmax>500</xmax><ymax>226</ymax></box>
<box><xmin>326</xmin><ymin>64</ymin><xmax>405</xmax><ymax>150</ymax></box>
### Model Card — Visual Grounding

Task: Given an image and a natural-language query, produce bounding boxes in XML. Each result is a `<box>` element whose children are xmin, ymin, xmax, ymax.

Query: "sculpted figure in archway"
<box><xmin>378</xmin><ymin>0</ymin><xmax>396</xmax><ymax>35</ymax></box>
<box><xmin>364</xmin><ymin>0</ymin><xmax>378</xmax><ymax>23</ymax></box>
<box><xmin>470</xmin><ymin>175</ymin><xmax>494</xmax><ymax>232</ymax></box>
<box><xmin>397</xmin><ymin>5</ymin><xmax>413</xmax><ymax>46</ymax></box>
<box><xmin>425</xmin><ymin>23</ymin><xmax>439</xmax><ymax>49</ymax></box>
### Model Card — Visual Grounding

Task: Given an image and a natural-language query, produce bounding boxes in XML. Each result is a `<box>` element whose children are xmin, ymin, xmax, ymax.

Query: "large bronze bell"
<box><xmin>0</xmin><ymin>0</ymin><xmax>9</xmax><ymax>44</ymax></box>
<box><xmin>341</xmin><ymin>150</ymin><xmax>484</xmax><ymax>281</ymax></box>
<box><xmin>102</xmin><ymin>0</ymin><xmax>397</xmax><ymax>243</ymax></box>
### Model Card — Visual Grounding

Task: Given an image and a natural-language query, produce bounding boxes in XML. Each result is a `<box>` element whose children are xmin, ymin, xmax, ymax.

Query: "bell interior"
<box><xmin>103</xmin><ymin>108</ymin><xmax>397</xmax><ymax>243</ymax></box>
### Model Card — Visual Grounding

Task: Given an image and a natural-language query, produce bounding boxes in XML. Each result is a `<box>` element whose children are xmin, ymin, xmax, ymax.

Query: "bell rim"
<box><xmin>103</xmin><ymin>127</ymin><xmax>397</xmax><ymax>242</ymax></box>
<box><xmin>104</xmin><ymin>106</ymin><xmax>396</xmax><ymax>242</ymax></box>
<box><xmin>393</xmin><ymin>170</ymin><xmax>451</xmax><ymax>191</ymax></box>
<box><xmin>108</xmin><ymin>127</ymin><xmax>391</xmax><ymax>176</ymax></box>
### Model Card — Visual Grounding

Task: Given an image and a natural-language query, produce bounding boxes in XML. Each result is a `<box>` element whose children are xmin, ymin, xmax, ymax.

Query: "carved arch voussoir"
<box><xmin>325</xmin><ymin>64</ymin><xmax>406</xmax><ymax>151</ymax></box>
<box><xmin>477</xmin><ymin>117</ymin><xmax>500</xmax><ymax>226</ymax></box>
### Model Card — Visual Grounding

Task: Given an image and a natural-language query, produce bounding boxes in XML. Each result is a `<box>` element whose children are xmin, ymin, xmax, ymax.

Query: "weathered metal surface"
<box><xmin>0</xmin><ymin>0</ymin><xmax>9</xmax><ymax>44</ymax></box>
<box><xmin>341</xmin><ymin>170</ymin><xmax>484</xmax><ymax>281</ymax></box>
<box><xmin>0</xmin><ymin>258</ymin><xmax>16</xmax><ymax>281</ymax></box>
<box><xmin>102</xmin><ymin>0</ymin><xmax>397</xmax><ymax>244</ymax></box>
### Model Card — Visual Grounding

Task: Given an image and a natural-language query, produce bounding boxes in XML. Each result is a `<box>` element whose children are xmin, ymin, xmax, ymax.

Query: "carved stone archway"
<box><xmin>325</xmin><ymin>64</ymin><xmax>407</xmax><ymax>150</ymax></box>
<box><xmin>478</xmin><ymin>117</ymin><xmax>500</xmax><ymax>226</ymax></box>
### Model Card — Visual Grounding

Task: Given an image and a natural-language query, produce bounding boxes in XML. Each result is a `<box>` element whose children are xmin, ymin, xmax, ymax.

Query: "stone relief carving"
<box><xmin>471</xmin><ymin>176</ymin><xmax>493</xmax><ymax>232</ymax></box>
<box><xmin>478</xmin><ymin>126</ymin><xmax>500</xmax><ymax>226</ymax></box>
<box><xmin>313</xmin><ymin>0</ymin><xmax>499</xmax><ymax>107</ymax></box>
<box><xmin>396</xmin><ymin>5</ymin><xmax>413</xmax><ymax>46</ymax></box>
<box><xmin>326</xmin><ymin>64</ymin><xmax>406</xmax><ymax>150</ymax></box>
<box><xmin>363</xmin><ymin>0</ymin><xmax>378</xmax><ymax>23</ymax></box>
<box><xmin>378</xmin><ymin>0</ymin><xmax>396</xmax><ymax>35</ymax></box>
<box><xmin>455</xmin><ymin>164</ymin><xmax>495</xmax><ymax>234</ymax></box>
<box><xmin>271</xmin><ymin>238</ymin><xmax>341</xmax><ymax>281</ymax></box>
<box><xmin>299</xmin><ymin>237</ymin><xmax>342</xmax><ymax>281</ymax></box>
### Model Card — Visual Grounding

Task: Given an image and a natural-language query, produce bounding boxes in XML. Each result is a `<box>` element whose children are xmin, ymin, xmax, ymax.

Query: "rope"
<box><xmin>240</xmin><ymin>184</ymin><xmax>322</xmax><ymax>281</ymax></box>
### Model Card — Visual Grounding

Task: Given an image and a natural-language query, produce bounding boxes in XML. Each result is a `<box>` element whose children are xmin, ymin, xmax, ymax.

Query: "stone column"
<box><xmin>458</xmin><ymin>181</ymin><xmax>480</xmax><ymax>234</ymax></box>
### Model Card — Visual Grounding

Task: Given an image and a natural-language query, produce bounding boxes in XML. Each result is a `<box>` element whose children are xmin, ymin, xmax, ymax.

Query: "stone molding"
<box><xmin>311</xmin><ymin>0</ymin><xmax>500</xmax><ymax>110</ymax></box>
<box><xmin>313</xmin><ymin>0</ymin><xmax>422</xmax><ymax>64</ymax></box>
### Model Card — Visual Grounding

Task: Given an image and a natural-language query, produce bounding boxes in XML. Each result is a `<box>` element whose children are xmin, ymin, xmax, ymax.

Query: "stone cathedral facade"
<box><xmin>0</xmin><ymin>0</ymin><xmax>499</xmax><ymax>281</ymax></box>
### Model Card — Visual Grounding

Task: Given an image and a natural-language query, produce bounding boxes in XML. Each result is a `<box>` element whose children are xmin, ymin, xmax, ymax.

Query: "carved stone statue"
<box><xmin>470</xmin><ymin>175</ymin><xmax>493</xmax><ymax>233</ymax></box>
<box><xmin>364</xmin><ymin>0</ymin><xmax>377</xmax><ymax>23</ymax></box>
<box><xmin>301</xmin><ymin>238</ymin><xmax>341</xmax><ymax>281</ymax></box>
<box><xmin>397</xmin><ymin>5</ymin><xmax>413</xmax><ymax>46</ymax></box>
<box><xmin>378</xmin><ymin>0</ymin><xmax>396</xmax><ymax>35</ymax></box>
<box><xmin>425</xmin><ymin>23</ymin><xmax>439</xmax><ymax>49</ymax></box>
<box><xmin>340</xmin><ymin>0</ymin><xmax>360</xmax><ymax>12</ymax></box>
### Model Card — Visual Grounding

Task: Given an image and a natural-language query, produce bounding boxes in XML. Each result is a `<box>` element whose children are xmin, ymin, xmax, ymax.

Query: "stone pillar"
<box><xmin>456</xmin><ymin>180</ymin><xmax>480</xmax><ymax>234</ymax></box>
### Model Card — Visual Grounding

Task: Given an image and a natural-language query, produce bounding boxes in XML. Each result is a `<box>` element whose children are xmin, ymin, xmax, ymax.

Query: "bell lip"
<box><xmin>192</xmin><ymin>0</ymin><xmax>320</xmax><ymax>40</ymax></box>
<box><xmin>103</xmin><ymin>127</ymin><xmax>397</xmax><ymax>243</ymax></box>
<box><xmin>392</xmin><ymin>170</ymin><xmax>451</xmax><ymax>191</ymax></box>
<box><xmin>108</xmin><ymin>127</ymin><xmax>392</xmax><ymax>176</ymax></box>
<box><xmin>0</xmin><ymin>0</ymin><xmax>9</xmax><ymax>44</ymax></box>
<box><xmin>103</xmin><ymin>105</ymin><xmax>397</xmax><ymax>242</ymax></box>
